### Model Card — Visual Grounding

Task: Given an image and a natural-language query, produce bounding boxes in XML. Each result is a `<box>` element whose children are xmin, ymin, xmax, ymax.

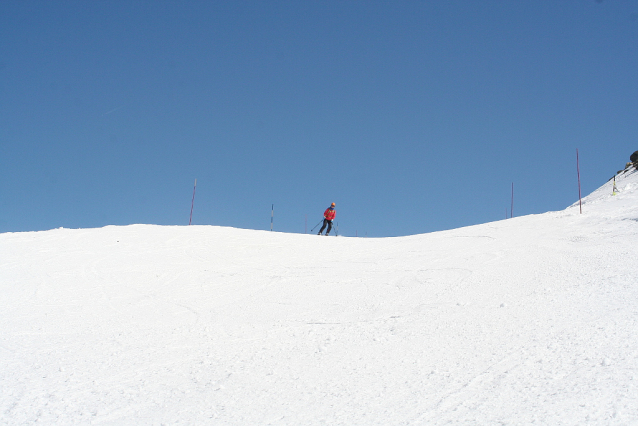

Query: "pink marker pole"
<box><xmin>189</xmin><ymin>179</ymin><xmax>197</xmax><ymax>225</ymax></box>
<box><xmin>577</xmin><ymin>150</ymin><xmax>582</xmax><ymax>214</ymax></box>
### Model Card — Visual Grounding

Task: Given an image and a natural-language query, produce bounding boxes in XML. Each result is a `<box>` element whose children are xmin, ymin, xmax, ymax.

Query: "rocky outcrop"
<box><xmin>616</xmin><ymin>151</ymin><xmax>638</xmax><ymax>175</ymax></box>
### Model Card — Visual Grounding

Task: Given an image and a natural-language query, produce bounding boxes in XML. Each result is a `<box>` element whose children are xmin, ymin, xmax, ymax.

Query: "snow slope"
<box><xmin>1</xmin><ymin>170</ymin><xmax>638</xmax><ymax>425</ymax></box>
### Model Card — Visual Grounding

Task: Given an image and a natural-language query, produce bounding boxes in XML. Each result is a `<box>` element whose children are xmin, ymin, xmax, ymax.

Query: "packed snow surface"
<box><xmin>2</xmin><ymin>171</ymin><xmax>638</xmax><ymax>425</ymax></box>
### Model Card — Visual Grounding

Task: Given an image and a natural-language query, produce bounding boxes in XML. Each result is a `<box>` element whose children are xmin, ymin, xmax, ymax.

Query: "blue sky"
<box><xmin>1</xmin><ymin>1</ymin><xmax>637</xmax><ymax>237</ymax></box>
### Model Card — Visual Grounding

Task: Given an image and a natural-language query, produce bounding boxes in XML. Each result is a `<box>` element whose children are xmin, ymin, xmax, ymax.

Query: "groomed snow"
<box><xmin>2</xmin><ymin>170</ymin><xmax>638</xmax><ymax>425</ymax></box>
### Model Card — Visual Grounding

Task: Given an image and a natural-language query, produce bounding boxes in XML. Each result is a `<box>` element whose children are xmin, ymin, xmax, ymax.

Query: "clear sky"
<box><xmin>1</xmin><ymin>1</ymin><xmax>637</xmax><ymax>237</ymax></box>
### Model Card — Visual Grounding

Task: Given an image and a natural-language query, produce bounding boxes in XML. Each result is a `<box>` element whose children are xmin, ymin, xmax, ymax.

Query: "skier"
<box><xmin>318</xmin><ymin>203</ymin><xmax>336</xmax><ymax>236</ymax></box>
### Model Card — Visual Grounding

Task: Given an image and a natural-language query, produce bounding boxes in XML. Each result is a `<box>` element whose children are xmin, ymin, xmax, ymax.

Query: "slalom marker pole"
<box><xmin>189</xmin><ymin>179</ymin><xmax>197</xmax><ymax>225</ymax></box>
<box><xmin>577</xmin><ymin>149</ymin><xmax>582</xmax><ymax>214</ymax></box>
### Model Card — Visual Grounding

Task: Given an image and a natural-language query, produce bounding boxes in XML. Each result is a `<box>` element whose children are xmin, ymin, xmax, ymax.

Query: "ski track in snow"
<box><xmin>1</xmin><ymin>171</ymin><xmax>638</xmax><ymax>425</ymax></box>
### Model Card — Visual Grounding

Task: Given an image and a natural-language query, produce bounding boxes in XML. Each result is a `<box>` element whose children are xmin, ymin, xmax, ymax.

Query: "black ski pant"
<box><xmin>318</xmin><ymin>219</ymin><xmax>333</xmax><ymax>235</ymax></box>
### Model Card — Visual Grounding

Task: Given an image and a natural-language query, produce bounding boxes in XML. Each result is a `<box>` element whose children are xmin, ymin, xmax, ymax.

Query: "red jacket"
<box><xmin>324</xmin><ymin>207</ymin><xmax>336</xmax><ymax>221</ymax></box>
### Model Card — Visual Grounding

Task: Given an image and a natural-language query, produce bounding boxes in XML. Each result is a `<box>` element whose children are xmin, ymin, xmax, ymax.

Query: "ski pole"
<box><xmin>310</xmin><ymin>219</ymin><xmax>323</xmax><ymax>232</ymax></box>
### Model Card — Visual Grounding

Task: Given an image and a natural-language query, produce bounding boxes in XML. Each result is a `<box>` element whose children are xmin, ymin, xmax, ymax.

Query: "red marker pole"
<box><xmin>577</xmin><ymin>149</ymin><xmax>582</xmax><ymax>214</ymax></box>
<box><xmin>576</xmin><ymin>148</ymin><xmax>583</xmax><ymax>214</ymax></box>
<box><xmin>189</xmin><ymin>179</ymin><xmax>197</xmax><ymax>225</ymax></box>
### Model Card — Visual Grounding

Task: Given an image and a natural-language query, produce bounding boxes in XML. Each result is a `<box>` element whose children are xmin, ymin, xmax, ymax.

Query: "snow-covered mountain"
<box><xmin>1</xmin><ymin>169</ymin><xmax>637</xmax><ymax>425</ymax></box>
